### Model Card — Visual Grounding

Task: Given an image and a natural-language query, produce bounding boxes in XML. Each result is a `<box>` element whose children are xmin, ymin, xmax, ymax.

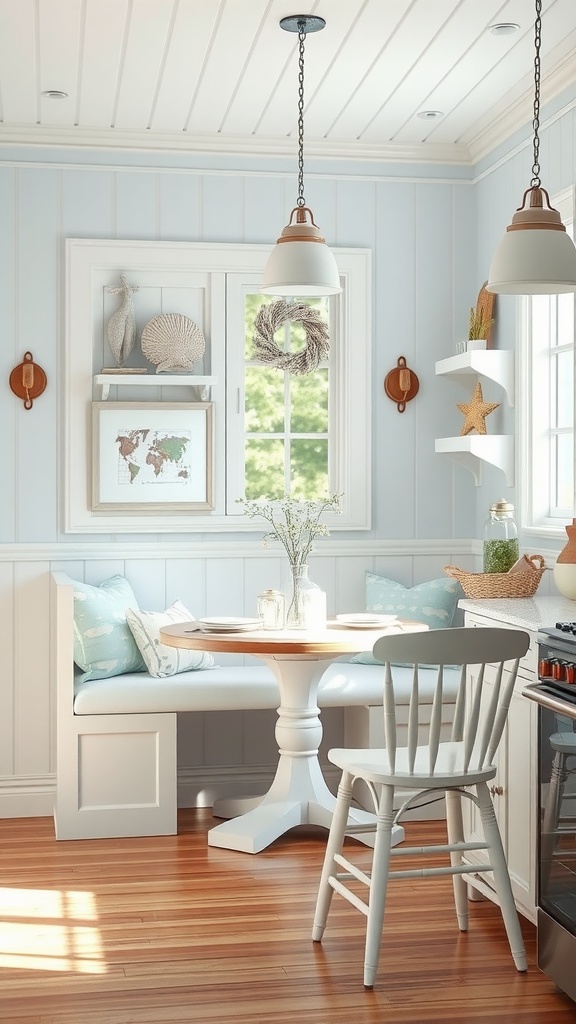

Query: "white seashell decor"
<box><xmin>140</xmin><ymin>313</ymin><xmax>206</xmax><ymax>373</ymax></box>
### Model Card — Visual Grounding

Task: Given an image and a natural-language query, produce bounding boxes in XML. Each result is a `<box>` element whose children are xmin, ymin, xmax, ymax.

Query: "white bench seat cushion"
<box><xmin>73</xmin><ymin>661</ymin><xmax>460</xmax><ymax>715</ymax></box>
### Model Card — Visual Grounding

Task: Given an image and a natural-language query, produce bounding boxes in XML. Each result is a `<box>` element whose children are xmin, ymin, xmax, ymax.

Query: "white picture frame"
<box><xmin>92</xmin><ymin>402</ymin><xmax>214</xmax><ymax>513</ymax></box>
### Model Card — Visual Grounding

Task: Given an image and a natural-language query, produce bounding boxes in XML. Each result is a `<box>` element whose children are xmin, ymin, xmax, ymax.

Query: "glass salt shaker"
<box><xmin>257</xmin><ymin>589</ymin><xmax>285</xmax><ymax>630</ymax></box>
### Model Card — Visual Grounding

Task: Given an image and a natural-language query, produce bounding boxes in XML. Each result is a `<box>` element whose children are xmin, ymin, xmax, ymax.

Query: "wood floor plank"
<box><xmin>0</xmin><ymin>810</ymin><xmax>574</xmax><ymax>1023</ymax></box>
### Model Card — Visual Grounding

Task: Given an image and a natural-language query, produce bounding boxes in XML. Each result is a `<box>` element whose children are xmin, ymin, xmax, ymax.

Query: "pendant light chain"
<box><xmin>296</xmin><ymin>20</ymin><xmax>306</xmax><ymax>207</ymax></box>
<box><xmin>531</xmin><ymin>0</ymin><xmax>542</xmax><ymax>187</ymax></box>
<box><xmin>261</xmin><ymin>14</ymin><xmax>341</xmax><ymax>296</ymax></box>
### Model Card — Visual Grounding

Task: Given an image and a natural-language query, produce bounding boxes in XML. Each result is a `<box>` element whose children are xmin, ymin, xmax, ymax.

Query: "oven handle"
<box><xmin>523</xmin><ymin>683</ymin><xmax>576</xmax><ymax>720</ymax></box>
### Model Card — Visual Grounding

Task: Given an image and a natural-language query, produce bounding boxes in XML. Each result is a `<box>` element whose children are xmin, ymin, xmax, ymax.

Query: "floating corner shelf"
<box><xmin>435</xmin><ymin>350</ymin><xmax>514</xmax><ymax>407</ymax></box>
<box><xmin>435</xmin><ymin>435</ymin><xmax>514</xmax><ymax>487</ymax></box>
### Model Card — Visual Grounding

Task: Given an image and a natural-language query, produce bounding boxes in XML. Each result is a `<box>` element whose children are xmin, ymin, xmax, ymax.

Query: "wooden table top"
<box><xmin>159</xmin><ymin>620</ymin><xmax>427</xmax><ymax>656</ymax></box>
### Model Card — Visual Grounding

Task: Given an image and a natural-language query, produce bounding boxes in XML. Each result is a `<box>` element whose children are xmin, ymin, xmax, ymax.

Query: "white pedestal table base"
<box><xmin>208</xmin><ymin>654</ymin><xmax>405</xmax><ymax>854</ymax></box>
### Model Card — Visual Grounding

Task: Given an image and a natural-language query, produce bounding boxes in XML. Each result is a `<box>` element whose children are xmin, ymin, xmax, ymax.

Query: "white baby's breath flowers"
<box><xmin>238</xmin><ymin>493</ymin><xmax>343</xmax><ymax>568</ymax></box>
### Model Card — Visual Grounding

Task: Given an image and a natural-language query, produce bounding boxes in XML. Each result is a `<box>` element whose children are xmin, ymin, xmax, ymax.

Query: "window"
<box><xmin>66</xmin><ymin>240</ymin><xmax>371</xmax><ymax>533</ymax></box>
<box><xmin>521</xmin><ymin>190</ymin><xmax>576</xmax><ymax>533</ymax></box>
<box><xmin>226</xmin><ymin>252</ymin><xmax>371</xmax><ymax>530</ymax></box>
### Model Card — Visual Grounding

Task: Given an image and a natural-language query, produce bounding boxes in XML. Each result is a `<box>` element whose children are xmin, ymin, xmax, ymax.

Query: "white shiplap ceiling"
<box><xmin>0</xmin><ymin>0</ymin><xmax>575</xmax><ymax>165</ymax></box>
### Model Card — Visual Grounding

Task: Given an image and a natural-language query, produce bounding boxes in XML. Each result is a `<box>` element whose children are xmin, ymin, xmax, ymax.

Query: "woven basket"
<box><xmin>444</xmin><ymin>555</ymin><xmax>546</xmax><ymax>600</ymax></box>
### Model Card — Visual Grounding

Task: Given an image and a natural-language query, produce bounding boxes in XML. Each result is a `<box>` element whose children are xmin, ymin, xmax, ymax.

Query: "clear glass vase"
<box><xmin>286</xmin><ymin>564</ymin><xmax>326</xmax><ymax>629</ymax></box>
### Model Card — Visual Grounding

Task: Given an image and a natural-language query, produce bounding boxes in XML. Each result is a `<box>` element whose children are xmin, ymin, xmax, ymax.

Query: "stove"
<box><xmin>522</xmin><ymin>622</ymin><xmax>576</xmax><ymax>1003</ymax></box>
<box><xmin>535</xmin><ymin>622</ymin><xmax>576</xmax><ymax>701</ymax></box>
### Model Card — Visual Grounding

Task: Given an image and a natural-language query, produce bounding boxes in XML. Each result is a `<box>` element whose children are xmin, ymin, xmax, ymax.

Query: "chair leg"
<box><xmin>445</xmin><ymin>789</ymin><xmax>468</xmax><ymax>931</ymax></box>
<box><xmin>312</xmin><ymin>770</ymin><xmax>354</xmax><ymax>942</ymax></box>
<box><xmin>363</xmin><ymin>784</ymin><xmax>395</xmax><ymax>989</ymax></box>
<box><xmin>476</xmin><ymin>781</ymin><xmax>527</xmax><ymax>972</ymax></box>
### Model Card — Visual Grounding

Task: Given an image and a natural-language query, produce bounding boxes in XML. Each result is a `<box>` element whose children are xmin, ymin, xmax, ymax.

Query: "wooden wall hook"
<box><xmin>9</xmin><ymin>352</ymin><xmax>47</xmax><ymax>409</ymax></box>
<box><xmin>384</xmin><ymin>356</ymin><xmax>419</xmax><ymax>413</ymax></box>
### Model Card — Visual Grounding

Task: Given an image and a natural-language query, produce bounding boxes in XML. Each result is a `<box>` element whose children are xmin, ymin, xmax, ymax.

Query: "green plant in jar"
<box><xmin>483</xmin><ymin>499</ymin><xmax>519</xmax><ymax>573</ymax></box>
<box><xmin>483</xmin><ymin>538</ymin><xmax>519</xmax><ymax>573</ymax></box>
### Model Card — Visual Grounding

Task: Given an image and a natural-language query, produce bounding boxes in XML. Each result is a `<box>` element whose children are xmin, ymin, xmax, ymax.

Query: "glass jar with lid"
<box><xmin>483</xmin><ymin>499</ymin><xmax>519</xmax><ymax>573</ymax></box>
<box><xmin>257</xmin><ymin>589</ymin><xmax>285</xmax><ymax>630</ymax></box>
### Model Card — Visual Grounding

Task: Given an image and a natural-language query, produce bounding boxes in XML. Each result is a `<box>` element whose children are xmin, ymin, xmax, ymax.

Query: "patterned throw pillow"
<box><xmin>72</xmin><ymin>575</ymin><xmax>145</xmax><ymax>680</ymax></box>
<box><xmin>351</xmin><ymin>573</ymin><xmax>460</xmax><ymax>666</ymax></box>
<box><xmin>126</xmin><ymin>601</ymin><xmax>215</xmax><ymax>678</ymax></box>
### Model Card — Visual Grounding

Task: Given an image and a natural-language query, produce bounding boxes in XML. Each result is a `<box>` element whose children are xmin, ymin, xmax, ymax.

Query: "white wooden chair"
<box><xmin>312</xmin><ymin>626</ymin><xmax>530</xmax><ymax>989</ymax></box>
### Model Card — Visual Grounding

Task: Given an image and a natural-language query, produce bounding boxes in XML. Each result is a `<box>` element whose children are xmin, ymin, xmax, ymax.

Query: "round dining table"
<box><xmin>160</xmin><ymin>619</ymin><xmax>427</xmax><ymax>854</ymax></box>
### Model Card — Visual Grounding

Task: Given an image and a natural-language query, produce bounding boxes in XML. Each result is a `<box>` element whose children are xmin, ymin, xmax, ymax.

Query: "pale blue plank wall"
<box><xmin>0</xmin><ymin>149</ymin><xmax>480</xmax><ymax>545</ymax></box>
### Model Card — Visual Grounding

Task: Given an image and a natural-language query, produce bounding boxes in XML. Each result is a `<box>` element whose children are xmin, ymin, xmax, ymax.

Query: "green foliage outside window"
<box><xmin>244</xmin><ymin>293</ymin><xmax>330</xmax><ymax>500</ymax></box>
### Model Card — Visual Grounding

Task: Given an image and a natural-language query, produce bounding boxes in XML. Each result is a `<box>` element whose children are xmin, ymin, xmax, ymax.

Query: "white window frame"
<box><xmin>225</xmin><ymin>252</ymin><xmax>371</xmax><ymax>531</ymax></box>
<box><xmin>65</xmin><ymin>238</ymin><xmax>371</xmax><ymax>533</ymax></box>
<box><xmin>519</xmin><ymin>188</ymin><xmax>576</xmax><ymax>537</ymax></box>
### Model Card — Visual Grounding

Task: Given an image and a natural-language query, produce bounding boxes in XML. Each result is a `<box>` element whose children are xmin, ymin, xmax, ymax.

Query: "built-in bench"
<box><xmin>51</xmin><ymin>572</ymin><xmax>458</xmax><ymax>841</ymax></box>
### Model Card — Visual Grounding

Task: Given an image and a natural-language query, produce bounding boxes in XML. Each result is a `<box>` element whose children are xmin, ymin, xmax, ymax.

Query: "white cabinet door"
<box><xmin>462</xmin><ymin>610</ymin><xmax>537</xmax><ymax>922</ymax></box>
<box><xmin>505</xmin><ymin>682</ymin><xmax>537</xmax><ymax>917</ymax></box>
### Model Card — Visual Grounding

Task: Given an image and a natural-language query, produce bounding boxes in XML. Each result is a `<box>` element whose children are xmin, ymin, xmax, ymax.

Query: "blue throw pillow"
<box><xmin>72</xmin><ymin>574</ymin><xmax>146</xmax><ymax>680</ymax></box>
<box><xmin>351</xmin><ymin>573</ymin><xmax>460</xmax><ymax>666</ymax></box>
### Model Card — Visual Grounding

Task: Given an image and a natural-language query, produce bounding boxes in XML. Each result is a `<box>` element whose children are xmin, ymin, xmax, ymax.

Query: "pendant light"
<box><xmin>261</xmin><ymin>15</ymin><xmax>341</xmax><ymax>296</ymax></box>
<box><xmin>487</xmin><ymin>0</ymin><xmax>576</xmax><ymax>294</ymax></box>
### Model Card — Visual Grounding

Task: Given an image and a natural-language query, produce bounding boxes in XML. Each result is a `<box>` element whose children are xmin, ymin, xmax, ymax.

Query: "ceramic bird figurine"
<box><xmin>106</xmin><ymin>274</ymin><xmax>139</xmax><ymax>366</ymax></box>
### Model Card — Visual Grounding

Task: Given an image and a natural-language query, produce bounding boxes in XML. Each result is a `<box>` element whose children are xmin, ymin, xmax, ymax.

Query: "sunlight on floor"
<box><xmin>0</xmin><ymin>887</ymin><xmax>105</xmax><ymax>972</ymax></box>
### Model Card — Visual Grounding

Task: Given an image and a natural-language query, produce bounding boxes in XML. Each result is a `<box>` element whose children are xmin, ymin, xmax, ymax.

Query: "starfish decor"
<box><xmin>457</xmin><ymin>381</ymin><xmax>500</xmax><ymax>436</ymax></box>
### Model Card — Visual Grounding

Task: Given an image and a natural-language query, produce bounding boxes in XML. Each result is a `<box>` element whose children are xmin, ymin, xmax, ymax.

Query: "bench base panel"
<box><xmin>55</xmin><ymin>712</ymin><xmax>177</xmax><ymax>840</ymax></box>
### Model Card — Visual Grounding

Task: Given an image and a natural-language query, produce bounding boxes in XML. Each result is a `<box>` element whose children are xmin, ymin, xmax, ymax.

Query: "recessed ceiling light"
<box><xmin>41</xmin><ymin>90</ymin><xmax>69</xmax><ymax>99</ymax></box>
<box><xmin>489</xmin><ymin>23</ymin><xmax>520</xmax><ymax>36</ymax></box>
<box><xmin>417</xmin><ymin>110</ymin><xmax>443</xmax><ymax>121</ymax></box>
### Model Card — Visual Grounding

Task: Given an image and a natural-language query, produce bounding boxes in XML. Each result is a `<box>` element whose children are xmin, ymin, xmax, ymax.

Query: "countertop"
<box><xmin>459</xmin><ymin>596</ymin><xmax>576</xmax><ymax>632</ymax></box>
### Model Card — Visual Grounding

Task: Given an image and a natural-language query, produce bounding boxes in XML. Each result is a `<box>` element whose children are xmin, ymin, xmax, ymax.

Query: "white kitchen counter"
<box><xmin>459</xmin><ymin>596</ymin><xmax>576</xmax><ymax>632</ymax></box>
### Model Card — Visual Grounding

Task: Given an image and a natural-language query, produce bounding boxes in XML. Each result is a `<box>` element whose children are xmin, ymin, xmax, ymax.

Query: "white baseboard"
<box><xmin>0</xmin><ymin>767</ymin><xmax>446</xmax><ymax>822</ymax></box>
<box><xmin>0</xmin><ymin>764</ymin><xmax>342</xmax><ymax>820</ymax></box>
<box><xmin>0</xmin><ymin>775</ymin><xmax>56</xmax><ymax>818</ymax></box>
<box><xmin>176</xmin><ymin>762</ymin><xmax>342</xmax><ymax>808</ymax></box>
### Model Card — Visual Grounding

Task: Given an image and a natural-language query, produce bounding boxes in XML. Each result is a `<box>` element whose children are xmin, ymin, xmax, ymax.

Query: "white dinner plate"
<box><xmin>198</xmin><ymin>616</ymin><xmax>262</xmax><ymax>634</ymax></box>
<box><xmin>199</xmin><ymin>625</ymin><xmax>261</xmax><ymax>634</ymax></box>
<box><xmin>199</xmin><ymin>616</ymin><xmax>261</xmax><ymax>627</ymax></box>
<box><xmin>335</xmin><ymin>613</ymin><xmax>398</xmax><ymax>628</ymax></box>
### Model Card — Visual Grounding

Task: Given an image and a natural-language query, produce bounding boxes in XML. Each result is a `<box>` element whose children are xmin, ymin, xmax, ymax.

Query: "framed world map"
<box><xmin>91</xmin><ymin>401</ymin><xmax>214</xmax><ymax>512</ymax></box>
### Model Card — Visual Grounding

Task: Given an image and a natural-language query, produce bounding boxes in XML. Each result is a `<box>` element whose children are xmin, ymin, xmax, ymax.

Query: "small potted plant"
<box><xmin>467</xmin><ymin>306</ymin><xmax>494</xmax><ymax>350</ymax></box>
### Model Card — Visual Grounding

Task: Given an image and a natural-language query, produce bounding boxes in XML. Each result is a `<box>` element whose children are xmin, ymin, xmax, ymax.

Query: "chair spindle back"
<box><xmin>374</xmin><ymin>627</ymin><xmax>530</xmax><ymax>777</ymax></box>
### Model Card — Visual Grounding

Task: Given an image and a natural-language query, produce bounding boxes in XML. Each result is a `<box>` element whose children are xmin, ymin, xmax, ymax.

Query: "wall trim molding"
<box><xmin>0</xmin><ymin>539</ymin><xmax>477</xmax><ymax>562</ymax></box>
<box><xmin>0</xmin><ymin>124</ymin><xmax>471</xmax><ymax>167</ymax></box>
<box><xmin>0</xmin><ymin>765</ymin><xmax>443</xmax><ymax>823</ymax></box>
<box><xmin>176</xmin><ymin>763</ymin><xmax>341</xmax><ymax>810</ymax></box>
<box><xmin>0</xmin><ymin>765</ymin><xmax>341</xmax><ymax>821</ymax></box>
<box><xmin>0</xmin><ymin>775</ymin><xmax>56</xmax><ymax>819</ymax></box>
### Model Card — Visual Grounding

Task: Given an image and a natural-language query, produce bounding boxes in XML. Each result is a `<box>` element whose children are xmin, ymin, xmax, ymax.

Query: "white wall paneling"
<box><xmin>0</xmin><ymin>541</ymin><xmax>477</xmax><ymax>817</ymax></box>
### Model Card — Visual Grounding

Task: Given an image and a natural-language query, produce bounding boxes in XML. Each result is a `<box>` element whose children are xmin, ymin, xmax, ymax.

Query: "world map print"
<box><xmin>115</xmin><ymin>428</ymin><xmax>192</xmax><ymax>485</ymax></box>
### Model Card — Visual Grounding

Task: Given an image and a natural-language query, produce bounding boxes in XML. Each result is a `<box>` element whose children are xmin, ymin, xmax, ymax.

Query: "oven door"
<box><xmin>524</xmin><ymin>683</ymin><xmax>576</xmax><ymax>1002</ymax></box>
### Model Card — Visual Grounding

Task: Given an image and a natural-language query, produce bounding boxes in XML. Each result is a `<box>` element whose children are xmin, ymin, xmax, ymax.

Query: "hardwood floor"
<box><xmin>0</xmin><ymin>809</ymin><xmax>574</xmax><ymax>1024</ymax></box>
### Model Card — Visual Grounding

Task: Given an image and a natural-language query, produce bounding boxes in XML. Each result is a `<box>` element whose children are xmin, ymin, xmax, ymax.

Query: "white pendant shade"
<box><xmin>261</xmin><ymin>206</ymin><xmax>341</xmax><ymax>296</ymax></box>
<box><xmin>488</xmin><ymin>186</ymin><xmax>576</xmax><ymax>294</ymax></box>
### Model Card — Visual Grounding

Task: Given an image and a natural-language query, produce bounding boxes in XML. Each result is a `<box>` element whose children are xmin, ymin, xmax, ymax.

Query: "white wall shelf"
<box><xmin>435</xmin><ymin>350</ymin><xmax>514</xmax><ymax>407</ymax></box>
<box><xmin>435</xmin><ymin>435</ymin><xmax>514</xmax><ymax>487</ymax></box>
<box><xmin>435</xmin><ymin>349</ymin><xmax>514</xmax><ymax>485</ymax></box>
<box><xmin>94</xmin><ymin>374</ymin><xmax>217</xmax><ymax>400</ymax></box>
